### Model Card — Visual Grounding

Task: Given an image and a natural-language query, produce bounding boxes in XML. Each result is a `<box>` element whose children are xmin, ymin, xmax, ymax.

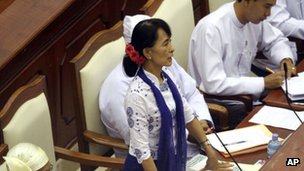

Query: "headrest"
<box><xmin>123</xmin><ymin>14</ymin><xmax>151</xmax><ymax>44</ymax></box>
<box><xmin>3</xmin><ymin>143</ymin><xmax>49</xmax><ymax>171</ymax></box>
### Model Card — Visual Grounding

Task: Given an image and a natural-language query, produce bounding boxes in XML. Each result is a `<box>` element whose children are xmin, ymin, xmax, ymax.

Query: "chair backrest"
<box><xmin>151</xmin><ymin>0</ymin><xmax>195</xmax><ymax>69</ymax></box>
<box><xmin>148</xmin><ymin>0</ymin><xmax>233</xmax><ymax>69</ymax></box>
<box><xmin>70</xmin><ymin>21</ymin><xmax>125</xmax><ymax>156</ymax></box>
<box><xmin>0</xmin><ymin>75</ymin><xmax>56</xmax><ymax>170</ymax></box>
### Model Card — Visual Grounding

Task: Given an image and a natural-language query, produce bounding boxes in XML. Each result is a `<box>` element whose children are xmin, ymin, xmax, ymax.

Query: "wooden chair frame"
<box><xmin>0</xmin><ymin>75</ymin><xmax>124</xmax><ymax>170</ymax></box>
<box><xmin>70</xmin><ymin>21</ymin><xmax>128</xmax><ymax>171</ymax></box>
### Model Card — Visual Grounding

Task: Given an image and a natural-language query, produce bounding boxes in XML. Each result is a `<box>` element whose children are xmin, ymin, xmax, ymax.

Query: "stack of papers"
<box><xmin>281</xmin><ymin>72</ymin><xmax>304</xmax><ymax>101</ymax></box>
<box><xmin>249</xmin><ymin>105</ymin><xmax>304</xmax><ymax>130</ymax></box>
<box><xmin>186</xmin><ymin>154</ymin><xmax>262</xmax><ymax>171</ymax></box>
<box><xmin>206</xmin><ymin>125</ymin><xmax>274</xmax><ymax>158</ymax></box>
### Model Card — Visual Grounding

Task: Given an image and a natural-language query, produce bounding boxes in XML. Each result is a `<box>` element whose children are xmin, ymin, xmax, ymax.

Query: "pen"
<box><xmin>223</xmin><ymin>140</ymin><xmax>247</xmax><ymax>146</ymax></box>
<box><xmin>265</xmin><ymin>67</ymin><xmax>275</xmax><ymax>74</ymax></box>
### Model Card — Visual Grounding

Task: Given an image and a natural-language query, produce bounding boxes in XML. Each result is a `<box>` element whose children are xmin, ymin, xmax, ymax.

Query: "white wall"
<box><xmin>209</xmin><ymin>0</ymin><xmax>234</xmax><ymax>12</ymax></box>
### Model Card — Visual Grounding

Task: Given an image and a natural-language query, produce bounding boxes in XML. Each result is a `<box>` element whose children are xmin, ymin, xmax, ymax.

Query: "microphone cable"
<box><xmin>283</xmin><ymin>63</ymin><xmax>303</xmax><ymax>124</ymax></box>
<box><xmin>212</xmin><ymin>129</ymin><xmax>243</xmax><ymax>171</ymax></box>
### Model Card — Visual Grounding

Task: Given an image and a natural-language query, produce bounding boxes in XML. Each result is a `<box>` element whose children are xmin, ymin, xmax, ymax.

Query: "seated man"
<box><xmin>99</xmin><ymin>15</ymin><xmax>213</xmax><ymax>159</ymax></box>
<box><xmin>188</xmin><ymin>0</ymin><xmax>297</xmax><ymax>127</ymax></box>
<box><xmin>268</xmin><ymin>0</ymin><xmax>304</xmax><ymax>41</ymax></box>
<box><xmin>253</xmin><ymin>0</ymin><xmax>302</xmax><ymax>75</ymax></box>
<box><xmin>268</xmin><ymin>0</ymin><xmax>304</xmax><ymax>61</ymax></box>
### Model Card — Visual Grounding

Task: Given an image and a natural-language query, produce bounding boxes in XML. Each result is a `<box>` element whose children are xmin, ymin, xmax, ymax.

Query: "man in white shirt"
<box><xmin>268</xmin><ymin>0</ymin><xmax>304</xmax><ymax>62</ymax></box>
<box><xmin>253</xmin><ymin>0</ymin><xmax>303</xmax><ymax>75</ymax></box>
<box><xmin>99</xmin><ymin>15</ymin><xmax>213</xmax><ymax>159</ymax></box>
<box><xmin>188</xmin><ymin>0</ymin><xmax>297</xmax><ymax>126</ymax></box>
<box><xmin>268</xmin><ymin>0</ymin><xmax>304</xmax><ymax>40</ymax></box>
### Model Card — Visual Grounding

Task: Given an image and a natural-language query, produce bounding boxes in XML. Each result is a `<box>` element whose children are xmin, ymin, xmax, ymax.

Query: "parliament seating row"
<box><xmin>0</xmin><ymin>0</ymin><xmax>243</xmax><ymax>170</ymax></box>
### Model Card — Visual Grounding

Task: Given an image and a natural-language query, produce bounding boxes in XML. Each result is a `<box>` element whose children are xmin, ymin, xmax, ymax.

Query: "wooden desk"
<box><xmin>215</xmin><ymin>106</ymin><xmax>303</xmax><ymax>170</ymax></box>
<box><xmin>260</xmin><ymin>123</ymin><xmax>304</xmax><ymax>171</ymax></box>
<box><xmin>263</xmin><ymin>60</ymin><xmax>304</xmax><ymax>111</ymax></box>
<box><xmin>215</xmin><ymin>106</ymin><xmax>292</xmax><ymax>164</ymax></box>
<box><xmin>214</xmin><ymin>60</ymin><xmax>304</xmax><ymax>169</ymax></box>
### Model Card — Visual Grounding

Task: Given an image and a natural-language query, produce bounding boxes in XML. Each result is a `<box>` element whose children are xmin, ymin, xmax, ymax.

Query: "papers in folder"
<box><xmin>186</xmin><ymin>154</ymin><xmax>262</xmax><ymax>171</ymax></box>
<box><xmin>206</xmin><ymin>125</ymin><xmax>273</xmax><ymax>158</ymax></box>
<box><xmin>249</xmin><ymin>105</ymin><xmax>304</xmax><ymax>130</ymax></box>
<box><xmin>281</xmin><ymin>72</ymin><xmax>304</xmax><ymax>101</ymax></box>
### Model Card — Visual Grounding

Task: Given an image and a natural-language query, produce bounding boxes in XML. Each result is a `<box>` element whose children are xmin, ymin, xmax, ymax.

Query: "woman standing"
<box><xmin>123</xmin><ymin>18</ymin><xmax>231</xmax><ymax>171</ymax></box>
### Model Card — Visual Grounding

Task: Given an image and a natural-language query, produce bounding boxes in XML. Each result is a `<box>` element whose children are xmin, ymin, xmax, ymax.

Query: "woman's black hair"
<box><xmin>123</xmin><ymin>18</ymin><xmax>172</xmax><ymax>77</ymax></box>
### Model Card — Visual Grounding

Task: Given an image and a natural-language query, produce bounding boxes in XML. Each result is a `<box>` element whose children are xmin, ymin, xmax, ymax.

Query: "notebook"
<box><xmin>281</xmin><ymin>72</ymin><xmax>304</xmax><ymax>101</ymax></box>
<box><xmin>206</xmin><ymin>125</ymin><xmax>275</xmax><ymax>158</ymax></box>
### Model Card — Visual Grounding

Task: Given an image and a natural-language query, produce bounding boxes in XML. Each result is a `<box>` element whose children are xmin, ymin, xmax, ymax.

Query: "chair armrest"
<box><xmin>204</xmin><ymin>93</ymin><xmax>253</xmax><ymax>112</ymax></box>
<box><xmin>207</xmin><ymin>103</ymin><xmax>230</xmax><ymax>131</ymax></box>
<box><xmin>54</xmin><ymin>146</ymin><xmax>124</xmax><ymax>168</ymax></box>
<box><xmin>289</xmin><ymin>36</ymin><xmax>304</xmax><ymax>54</ymax></box>
<box><xmin>84</xmin><ymin>130</ymin><xmax>128</xmax><ymax>150</ymax></box>
<box><xmin>0</xmin><ymin>144</ymin><xmax>8</xmax><ymax>164</ymax></box>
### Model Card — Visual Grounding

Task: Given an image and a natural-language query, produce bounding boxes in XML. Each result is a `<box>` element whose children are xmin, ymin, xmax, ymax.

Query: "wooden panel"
<box><xmin>0</xmin><ymin>0</ymin><xmax>14</xmax><ymax>13</ymax></box>
<box><xmin>0</xmin><ymin>144</ymin><xmax>8</xmax><ymax>164</ymax></box>
<box><xmin>0</xmin><ymin>0</ymin><xmax>73</xmax><ymax>69</ymax></box>
<box><xmin>0</xmin><ymin>0</ymin><xmax>202</xmax><ymax>148</ymax></box>
<box><xmin>0</xmin><ymin>0</ymin><xmax>112</xmax><ymax>148</ymax></box>
<box><xmin>121</xmin><ymin>0</ymin><xmax>147</xmax><ymax>16</ymax></box>
<box><xmin>192</xmin><ymin>0</ymin><xmax>209</xmax><ymax>24</ymax></box>
<box><xmin>260</xmin><ymin>123</ymin><xmax>304</xmax><ymax>171</ymax></box>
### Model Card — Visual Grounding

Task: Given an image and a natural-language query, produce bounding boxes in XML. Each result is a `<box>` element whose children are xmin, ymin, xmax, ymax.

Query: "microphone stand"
<box><xmin>283</xmin><ymin>63</ymin><xmax>303</xmax><ymax>124</ymax></box>
<box><xmin>212</xmin><ymin>129</ymin><xmax>243</xmax><ymax>171</ymax></box>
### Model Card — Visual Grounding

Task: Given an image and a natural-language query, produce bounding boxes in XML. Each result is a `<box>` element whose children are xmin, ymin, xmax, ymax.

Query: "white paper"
<box><xmin>281</xmin><ymin>71</ymin><xmax>304</xmax><ymax>101</ymax></box>
<box><xmin>249</xmin><ymin>105</ymin><xmax>304</xmax><ymax>130</ymax></box>
<box><xmin>206</xmin><ymin>125</ymin><xmax>271</xmax><ymax>153</ymax></box>
<box><xmin>186</xmin><ymin>154</ymin><xmax>262</xmax><ymax>171</ymax></box>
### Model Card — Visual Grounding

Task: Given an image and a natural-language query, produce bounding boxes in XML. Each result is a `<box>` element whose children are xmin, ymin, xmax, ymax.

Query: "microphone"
<box><xmin>283</xmin><ymin>63</ymin><xmax>303</xmax><ymax>124</ymax></box>
<box><xmin>212</xmin><ymin>129</ymin><xmax>243</xmax><ymax>171</ymax></box>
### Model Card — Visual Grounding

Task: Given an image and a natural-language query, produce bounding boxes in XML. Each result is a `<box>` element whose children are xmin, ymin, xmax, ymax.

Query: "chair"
<box><xmin>0</xmin><ymin>144</ymin><xmax>8</xmax><ymax>171</ymax></box>
<box><xmin>70</xmin><ymin>21</ymin><xmax>128</xmax><ymax>171</ymax></box>
<box><xmin>289</xmin><ymin>37</ymin><xmax>304</xmax><ymax>63</ymax></box>
<box><xmin>0</xmin><ymin>75</ymin><xmax>125</xmax><ymax>171</ymax></box>
<box><xmin>147</xmin><ymin>0</ymin><xmax>232</xmax><ymax>130</ymax></box>
<box><xmin>70</xmin><ymin>5</ymin><xmax>231</xmax><ymax>171</ymax></box>
<box><xmin>203</xmin><ymin>93</ymin><xmax>253</xmax><ymax>113</ymax></box>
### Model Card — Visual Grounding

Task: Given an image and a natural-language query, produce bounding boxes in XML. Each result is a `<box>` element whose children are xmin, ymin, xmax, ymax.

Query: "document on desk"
<box><xmin>249</xmin><ymin>105</ymin><xmax>304</xmax><ymax>130</ymax></box>
<box><xmin>206</xmin><ymin>125</ymin><xmax>273</xmax><ymax>157</ymax></box>
<box><xmin>186</xmin><ymin>154</ymin><xmax>262</xmax><ymax>171</ymax></box>
<box><xmin>281</xmin><ymin>71</ymin><xmax>304</xmax><ymax>101</ymax></box>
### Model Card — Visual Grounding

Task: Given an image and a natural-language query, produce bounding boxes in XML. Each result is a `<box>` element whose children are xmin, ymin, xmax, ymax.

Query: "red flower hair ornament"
<box><xmin>125</xmin><ymin>44</ymin><xmax>146</xmax><ymax>65</ymax></box>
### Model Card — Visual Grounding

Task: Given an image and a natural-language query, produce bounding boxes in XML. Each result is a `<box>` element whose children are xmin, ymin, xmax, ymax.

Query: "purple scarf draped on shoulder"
<box><xmin>123</xmin><ymin>68</ymin><xmax>187</xmax><ymax>171</ymax></box>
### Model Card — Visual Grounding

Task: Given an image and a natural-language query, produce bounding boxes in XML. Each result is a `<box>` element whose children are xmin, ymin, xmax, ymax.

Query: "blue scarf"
<box><xmin>123</xmin><ymin>68</ymin><xmax>187</xmax><ymax>171</ymax></box>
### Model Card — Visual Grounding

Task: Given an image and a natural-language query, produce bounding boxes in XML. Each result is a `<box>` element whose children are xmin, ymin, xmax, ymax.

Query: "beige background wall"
<box><xmin>209</xmin><ymin>0</ymin><xmax>234</xmax><ymax>12</ymax></box>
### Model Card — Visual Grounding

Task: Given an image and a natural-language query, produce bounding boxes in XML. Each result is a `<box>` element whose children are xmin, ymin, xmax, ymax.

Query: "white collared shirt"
<box><xmin>188</xmin><ymin>2</ymin><xmax>294</xmax><ymax>98</ymax></box>
<box><xmin>99</xmin><ymin>58</ymin><xmax>212</xmax><ymax>158</ymax></box>
<box><xmin>267</xmin><ymin>0</ymin><xmax>304</xmax><ymax>39</ymax></box>
<box><xmin>125</xmin><ymin>69</ymin><xmax>195</xmax><ymax>163</ymax></box>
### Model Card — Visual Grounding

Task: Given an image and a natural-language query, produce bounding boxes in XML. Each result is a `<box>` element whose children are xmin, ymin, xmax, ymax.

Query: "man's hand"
<box><xmin>264</xmin><ymin>70</ymin><xmax>284</xmax><ymax>89</ymax></box>
<box><xmin>280</xmin><ymin>58</ymin><xmax>297</xmax><ymax>79</ymax></box>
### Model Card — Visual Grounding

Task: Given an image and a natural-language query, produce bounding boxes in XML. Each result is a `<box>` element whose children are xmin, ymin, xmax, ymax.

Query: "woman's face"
<box><xmin>145</xmin><ymin>28</ymin><xmax>174</xmax><ymax>69</ymax></box>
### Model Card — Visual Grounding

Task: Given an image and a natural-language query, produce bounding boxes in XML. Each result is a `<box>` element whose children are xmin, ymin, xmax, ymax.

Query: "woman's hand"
<box><xmin>202</xmin><ymin>145</ymin><xmax>233</xmax><ymax>171</ymax></box>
